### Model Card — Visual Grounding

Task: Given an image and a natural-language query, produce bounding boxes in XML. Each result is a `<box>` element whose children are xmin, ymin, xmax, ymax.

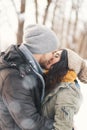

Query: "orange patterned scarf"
<box><xmin>62</xmin><ymin>70</ymin><xmax>77</xmax><ymax>82</ymax></box>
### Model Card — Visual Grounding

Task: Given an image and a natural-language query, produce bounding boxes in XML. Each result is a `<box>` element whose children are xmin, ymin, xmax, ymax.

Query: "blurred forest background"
<box><xmin>0</xmin><ymin>0</ymin><xmax>87</xmax><ymax>130</ymax></box>
<box><xmin>0</xmin><ymin>0</ymin><xmax>87</xmax><ymax>59</ymax></box>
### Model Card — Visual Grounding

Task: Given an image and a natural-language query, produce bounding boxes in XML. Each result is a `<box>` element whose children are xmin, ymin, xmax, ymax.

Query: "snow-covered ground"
<box><xmin>74</xmin><ymin>81</ymin><xmax>87</xmax><ymax>130</ymax></box>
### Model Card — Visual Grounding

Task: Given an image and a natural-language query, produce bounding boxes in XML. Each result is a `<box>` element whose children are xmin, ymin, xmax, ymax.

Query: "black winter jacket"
<box><xmin>0</xmin><ymin>45</ymin><xmax>53</xmax><ymax>130</ymax></box>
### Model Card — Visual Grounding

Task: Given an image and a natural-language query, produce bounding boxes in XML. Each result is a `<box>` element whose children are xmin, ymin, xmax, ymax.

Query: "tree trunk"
<box><xmin>43</xmin><ymin>0</ymin><xmax>51</xmax><ymax>25</ymax></box>
<box><xmin>51</xmin><ymin>0</ymin><xmax>58</xmax><ymax>30</ymax></box>
<box><xmin>34</xmin><ymin>0</ymin><xmax>38</xmax><ymax>23</ymax></box>
<box><xmin>17</xmin><ymin>0</ymin><xmax>26</xmax><ymax>44</ymax></box>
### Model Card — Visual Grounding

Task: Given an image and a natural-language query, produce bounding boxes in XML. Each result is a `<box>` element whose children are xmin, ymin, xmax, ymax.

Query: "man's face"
<box><xmin>39</xmin><ymin>50</ymin><xmax>62</xmax><ymax>70</ymax></box>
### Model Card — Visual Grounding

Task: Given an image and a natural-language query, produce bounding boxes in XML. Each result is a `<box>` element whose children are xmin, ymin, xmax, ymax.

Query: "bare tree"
<box><xmin>66</xmin><ymin>0</ymin><xmax>73</xmax><ymax>46</ymax></box>
<box><xmin>34</xmin><ymin>0</ymin><xmax>38</xmax><ymax>23</ymax></box>
<box><xmin>72</xmin><ymin>0</ymin><xmax>82</xmax><ymax>49</ymax></box>
<box><xmin>11</xmin><ymin>0</ymin><xmax>26</xmax><ymax>44</ymax></box>
<box><xmin>79</xmin><ymin>23</ymin><xmax>87</xmax><ymax>58</ymax></box>
<box><xmin>51</xmin><ymin>0</ymin><xmax>59</xmax><ymax>30</ymax></box>
<box><xmin>43</xmin><ymin>0</ymin><xmax>51</xmax><ymax>25</ymax></box>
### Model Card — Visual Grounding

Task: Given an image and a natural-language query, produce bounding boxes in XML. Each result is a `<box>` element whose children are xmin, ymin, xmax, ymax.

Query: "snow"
<box><xmin>74</xmin><ymin>82</ymin><xmax>87</xmax><ymax>130</ymax></box>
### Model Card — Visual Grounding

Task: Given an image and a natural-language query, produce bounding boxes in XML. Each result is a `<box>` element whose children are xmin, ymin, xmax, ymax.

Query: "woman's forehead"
<box><xmin>55</xmin><ymin>50</ymin><xmax>63</xmax><ymax>55</ymax></box>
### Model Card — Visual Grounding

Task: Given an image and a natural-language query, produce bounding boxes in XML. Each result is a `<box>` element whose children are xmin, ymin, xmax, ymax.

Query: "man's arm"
<box><xmin>2</xmin><ymin>74</ymin><xmax>53</xmax><ymax>130</ymax></box>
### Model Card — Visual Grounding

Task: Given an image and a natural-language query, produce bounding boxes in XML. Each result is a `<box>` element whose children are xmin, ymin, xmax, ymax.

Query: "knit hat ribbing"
<box><xmin>23</xmin><ymin>24</ymin><xmax>59</xmax><ymax>54</ymax></box>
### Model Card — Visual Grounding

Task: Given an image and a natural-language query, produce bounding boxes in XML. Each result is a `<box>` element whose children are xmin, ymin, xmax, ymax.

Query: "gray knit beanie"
<box><xmin>23</xmin><ymin>24</ymin><xmax>59</xmax><ymax>54</ymax></box>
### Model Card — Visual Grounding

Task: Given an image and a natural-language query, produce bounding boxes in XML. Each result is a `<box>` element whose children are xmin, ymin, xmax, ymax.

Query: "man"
<box><xmin>0</xmin><ymin>24</ymin><xmax>60</xmax><ymax>130</ymax></box>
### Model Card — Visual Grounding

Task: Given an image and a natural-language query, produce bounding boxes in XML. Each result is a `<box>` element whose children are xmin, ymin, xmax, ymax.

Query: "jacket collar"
<box><xmin>42</xmin><ymin>82</ymin><xmax>73</xmax><ymax>105</ymax></box>
<box><xmin>19</xmin><ymin>44</ymin><xmax>43</xmax><ymax>75</ymax></box>
<box><xmin>19</xmin><ymin>44</ymin><xmax>45</xmax><ymax>102</ymax></box>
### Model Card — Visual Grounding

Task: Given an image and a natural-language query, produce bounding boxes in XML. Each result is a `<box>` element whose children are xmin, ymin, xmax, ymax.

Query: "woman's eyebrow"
<box><xmin>54</xmin><ymin>52</ymin><xmax>60</xmax><ymax>58</ymax></box>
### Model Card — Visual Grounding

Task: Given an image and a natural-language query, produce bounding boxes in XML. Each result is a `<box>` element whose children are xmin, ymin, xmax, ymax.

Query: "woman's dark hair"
<box><xmin>44</xmin><ymin>49</ymin><xmax>69</xmax><ymax>92</ymax></box>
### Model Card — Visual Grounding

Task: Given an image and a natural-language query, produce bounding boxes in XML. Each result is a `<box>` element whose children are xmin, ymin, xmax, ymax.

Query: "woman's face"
<box><xmin>40</xmin><ymin>50</ymin><xmax>63</xmax><ymax>70</ymax></box>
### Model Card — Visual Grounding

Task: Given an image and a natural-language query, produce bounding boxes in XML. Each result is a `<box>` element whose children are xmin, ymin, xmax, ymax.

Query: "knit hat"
<box><xmin>66</xmin><ymin>49</ymin><xmax>83</xmax><ymax>74</ymax></box>
<box><xmin>65</xmin><ymin>48</ymin><xmax>87</xmax><ymax>83</ymax></box>
<box><xmin>23</xmin><ymin>24</ymin><xmax>59</xmax><ymax>54</ymax></box>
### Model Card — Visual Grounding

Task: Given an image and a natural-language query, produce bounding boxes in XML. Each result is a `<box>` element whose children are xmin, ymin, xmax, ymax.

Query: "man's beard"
<box><xmin>40</xmin><ymin>63</ymin><xmax>47</xmax><ymax>70</ymax></box>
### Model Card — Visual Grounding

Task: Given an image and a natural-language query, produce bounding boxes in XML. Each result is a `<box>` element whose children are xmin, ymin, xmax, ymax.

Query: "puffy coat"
<box><xmin>0</xmin><ymin>45</ymin><xmax>53</xmax><ymax>130</ymax></box>
<box><xmin>42</xmin><ymin>82</ymin><xmax>82</xmax><ymax>130</ymax></box>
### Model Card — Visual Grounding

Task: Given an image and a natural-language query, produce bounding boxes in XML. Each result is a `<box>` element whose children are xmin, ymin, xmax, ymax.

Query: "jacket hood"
<box><xmin>0</xmin><ymin>45</ymin><xmax>27</xmax><ymax>67</ymax></box>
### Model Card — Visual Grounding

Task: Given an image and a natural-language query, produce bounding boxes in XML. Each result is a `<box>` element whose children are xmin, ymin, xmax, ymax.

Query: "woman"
<box><xmin>42</xmin><ymin>49</ymin><xmax>87</xmax><ymax>130</ymax></box>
